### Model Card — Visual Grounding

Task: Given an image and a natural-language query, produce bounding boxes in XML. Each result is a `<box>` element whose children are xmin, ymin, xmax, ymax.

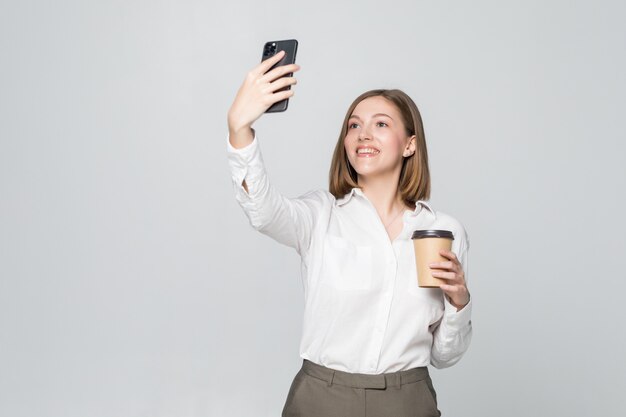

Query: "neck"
<box><xmin>358</xmin><ymin>171</ymin><xmax>405</xmax><ymax>217</ymax></box>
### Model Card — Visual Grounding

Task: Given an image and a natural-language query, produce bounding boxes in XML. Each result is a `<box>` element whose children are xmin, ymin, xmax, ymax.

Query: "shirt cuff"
<box><xmin>226</xmin><ymin>133</ymin><xmax>263</xmax><ymax>190</ymax></box>
<box><xmin>226</xmin><ymin>132</ymin><xmax>258</xmax><ymax>157</ymax></box>
<box><xmin>443</xmin><ymin>294</ymin><xmax>472</xmax><ymax>330</ymax></box>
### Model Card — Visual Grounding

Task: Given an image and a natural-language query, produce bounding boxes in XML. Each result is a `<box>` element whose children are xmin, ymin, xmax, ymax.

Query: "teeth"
<box><xmin>357</xmin><ymin>148</ymin><xmax>379</xmax><ymax>154</ymax></box>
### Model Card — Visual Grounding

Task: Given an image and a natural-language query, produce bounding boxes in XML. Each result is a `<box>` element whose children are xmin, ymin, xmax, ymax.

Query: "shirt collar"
<box><xmin>336</xmin><ymin>188</ymin><xmax>436</xmax><ymax>217</ymax></box>
<box><xmin>335</xmin><ymin>187</ymin><xmax>362</xmax><ymax>206</ymax></box>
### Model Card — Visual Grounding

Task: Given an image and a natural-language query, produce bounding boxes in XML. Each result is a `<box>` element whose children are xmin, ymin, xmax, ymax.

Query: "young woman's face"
<box><xmin>344</xmin><ymin>96</ymin><xmax>415</xmax><ymax>182</ymax></box>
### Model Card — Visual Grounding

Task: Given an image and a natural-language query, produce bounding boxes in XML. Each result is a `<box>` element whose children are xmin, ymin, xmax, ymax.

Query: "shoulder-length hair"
<box><xmin>328</xmin><ymin>89</ymin><xmax>431</xmax><ymax>206</ymax></box>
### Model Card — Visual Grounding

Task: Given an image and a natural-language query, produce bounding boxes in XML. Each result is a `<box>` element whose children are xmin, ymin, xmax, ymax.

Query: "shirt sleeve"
<box><xmin>226</xmin><ymin>133</ymin><xmax>330</xmax><ymax>257</ymax></box>
<box><xmin>430</xmin><ymin>226</ymin><xmax>473</xmax><ymax>369</ymax></box>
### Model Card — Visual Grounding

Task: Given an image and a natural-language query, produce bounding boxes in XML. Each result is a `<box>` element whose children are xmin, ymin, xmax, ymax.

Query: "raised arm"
<box><xmin>226</xmin><ymin>51</ymin><xmax>331</xmax><ymax>256</ymax></box>
<box><xmin>228</xmin><ymin>50</ymin><xmax>299</xmax><ymax>193</ymax></box>
<box><xmin>226</xmin><ymin>135</ymin><xmax>331</xmax><ymax>256</ymax></box>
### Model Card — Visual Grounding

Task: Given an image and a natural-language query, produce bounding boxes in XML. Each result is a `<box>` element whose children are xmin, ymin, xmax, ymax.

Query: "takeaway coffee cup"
<box><xmin>411</xmin><ymin>230</ymin><xmax>455</xmax><ymax>288</ymax></box>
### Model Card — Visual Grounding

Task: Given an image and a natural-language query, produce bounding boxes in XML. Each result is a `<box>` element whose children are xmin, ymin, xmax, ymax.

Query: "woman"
<box><xmin>227</xmin><ymin>50</ymin><xmax>472</xmax><ymax>417</ymax></box>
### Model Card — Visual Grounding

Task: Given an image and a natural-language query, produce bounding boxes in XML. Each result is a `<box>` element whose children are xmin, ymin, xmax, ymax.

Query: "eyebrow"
<box><xmin>349</xmin><ymin>113</ymin><xmax>394</xmax><ymax>121</ymax></box>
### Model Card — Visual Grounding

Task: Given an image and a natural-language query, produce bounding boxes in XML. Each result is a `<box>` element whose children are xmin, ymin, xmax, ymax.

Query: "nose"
<box><xmin>358</xmin><ymin>125</ymin><xmax>372</xmax><ymax>141</ymax></box>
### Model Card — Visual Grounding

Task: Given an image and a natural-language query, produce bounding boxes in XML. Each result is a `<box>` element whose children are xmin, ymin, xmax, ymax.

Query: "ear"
<box><xmin>403</xmin><ymin>135</ymin><xmax>417</xmax><ymax>157</ymax></box>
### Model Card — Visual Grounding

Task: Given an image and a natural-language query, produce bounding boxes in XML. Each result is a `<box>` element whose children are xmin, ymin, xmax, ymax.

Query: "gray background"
<box><xmin>1</xmin><ymin>0</ymin><xmax>625</xmax><ymax>416</ymax></box>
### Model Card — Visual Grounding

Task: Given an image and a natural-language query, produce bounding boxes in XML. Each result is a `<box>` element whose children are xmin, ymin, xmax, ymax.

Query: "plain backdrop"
<box><xmin>1</xmin><ymin>0</ymin><xmax>625</xmax><ymax>416</ymax></box>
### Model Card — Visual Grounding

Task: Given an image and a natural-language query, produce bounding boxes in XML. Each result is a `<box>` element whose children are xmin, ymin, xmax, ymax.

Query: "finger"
<box><xmin>255</xmin><ymin>50</ymin><xmax>286</xmax><ymax>75</ymax></box>
<box><xmin>431</xmin><ymin>270</ymin><xmax>457</xmax><ymax>281</ymax></box>
<box><xmin>267</xmin><ymin>76</ymin><xmax>297</xmax><ymax>93</ymax></box>
<box><xmin>429</xmin><ymin>261</ymin><xmax>454</xmax><ymax>270</ymax></box>
<box><xmin>439</xmin><ymin>250</ymin><xmax>459</xmax><ymax>262</ymax></box>
<box><xmin>439</xmin><ymin>283</ymin><xmax>460</xmax><ymax>292</ymax></box>
<box><xmin>439</xmin><ymin>250</ymin><xmax>461</xmax><ymax>265</ymax></box>
<box><xmin>267</xmin><ymin>89</ymin><xmax>295</xmax><ymax>105</ymax></box>
<box><xmin>440</xmin><ymin>284</ymin><xmax>468</xmax><ymax>297</ymax></box>
<box><xmin>433</xmin><ymin>268</ymin><xmax>465</xmax><ymax>284</ymax></box>
<box><xmin>261</xmin><ymin>64</ymin><xmax>301</xmax><ymax>85</ymax></box>
<box><xmin>261</xmin><ymin>63</ymin><xmax>301</xmax><ymax>82</ymax></box>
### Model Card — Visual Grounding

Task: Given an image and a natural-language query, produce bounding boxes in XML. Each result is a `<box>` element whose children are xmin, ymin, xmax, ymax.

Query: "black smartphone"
<box><xmin>261</xmin><ymin>39</ymin><xmax>298</xmax><ymax>113</ymax></box>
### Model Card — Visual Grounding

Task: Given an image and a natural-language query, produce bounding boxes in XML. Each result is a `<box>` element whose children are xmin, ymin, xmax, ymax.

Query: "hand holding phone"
<box><xmin>227</xmin><ymin>41</ymin><xmax>300</xmax><ymax>147</ymax></box>
<box><xmin>261</xmin><ymin>39</ymin><xmax>298</xmax><ymax>113</ymax></box>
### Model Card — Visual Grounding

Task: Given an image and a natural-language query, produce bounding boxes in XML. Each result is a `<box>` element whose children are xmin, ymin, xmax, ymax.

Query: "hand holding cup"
<box><xmin>412</xmin><ymin>230</ymin><xmax>470</xmax><ymax>311</ymax></box>
<box><xmin>429</xmin><ymin>250</ymin><xmax>470</xmax><ymax>310</ymax></box>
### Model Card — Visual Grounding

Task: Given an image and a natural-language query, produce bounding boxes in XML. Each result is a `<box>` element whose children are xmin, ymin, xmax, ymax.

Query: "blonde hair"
<box><xmin>328</xmin><ymin>89</ymin><xmax>431</xmax><ymax>206</ymax></box>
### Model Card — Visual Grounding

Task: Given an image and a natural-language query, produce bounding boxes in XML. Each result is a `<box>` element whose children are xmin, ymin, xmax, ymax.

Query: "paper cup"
<box><xmin>411</xmin><ymin>230</ymin><xmax>454</xmax><ymax>288</ymax></box>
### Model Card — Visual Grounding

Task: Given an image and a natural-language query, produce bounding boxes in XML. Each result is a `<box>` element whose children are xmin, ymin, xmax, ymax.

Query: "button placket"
<box><xmin>358</xmin><ymin>196</ymin><xmax>404</xmax><ymax>374</ymax></box>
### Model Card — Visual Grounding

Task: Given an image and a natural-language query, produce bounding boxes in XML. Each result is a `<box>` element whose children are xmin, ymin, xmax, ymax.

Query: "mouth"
<box><xmin>356</xmin><ymin>147</ymin><xmax>380</xmax><ymax>157</ymax></box>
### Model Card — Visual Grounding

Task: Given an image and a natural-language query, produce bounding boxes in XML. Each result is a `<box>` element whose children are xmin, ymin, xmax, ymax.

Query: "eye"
<box><xmin>348</xmin><ymin>122</ymin><xmax>359</xmax><ymax>129</ymax></box>
<box><xmin>376</xmin><ymin>121</ymin><xmax>388</xmax><ymax>127</ymax></box>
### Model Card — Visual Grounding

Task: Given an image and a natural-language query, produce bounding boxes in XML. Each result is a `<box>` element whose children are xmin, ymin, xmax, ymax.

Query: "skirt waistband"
<box><xmin>301</xmin><ymin>359</ymin><xmax>430</xmax><ymax>390</ymax></box>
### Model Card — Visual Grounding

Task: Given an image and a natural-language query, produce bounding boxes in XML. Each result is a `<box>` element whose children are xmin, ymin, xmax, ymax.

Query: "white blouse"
<box><xmin>227</xmin><ymin>134</ymin><xmax>473</xmax><ymax>374</ymax></box>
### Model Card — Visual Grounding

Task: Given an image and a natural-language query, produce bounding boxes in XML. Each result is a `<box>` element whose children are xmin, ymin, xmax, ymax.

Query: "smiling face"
<box><xmin>344</xmin><ymin>96</ymin><xmax>416</xmax><ymax>183</ymax></box>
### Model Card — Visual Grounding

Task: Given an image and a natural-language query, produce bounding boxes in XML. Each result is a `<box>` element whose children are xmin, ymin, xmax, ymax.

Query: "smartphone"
<box><xmin>261</xmin><ymin>39</ymin><xmax>298</xmax><ymax>113</ymax></box>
